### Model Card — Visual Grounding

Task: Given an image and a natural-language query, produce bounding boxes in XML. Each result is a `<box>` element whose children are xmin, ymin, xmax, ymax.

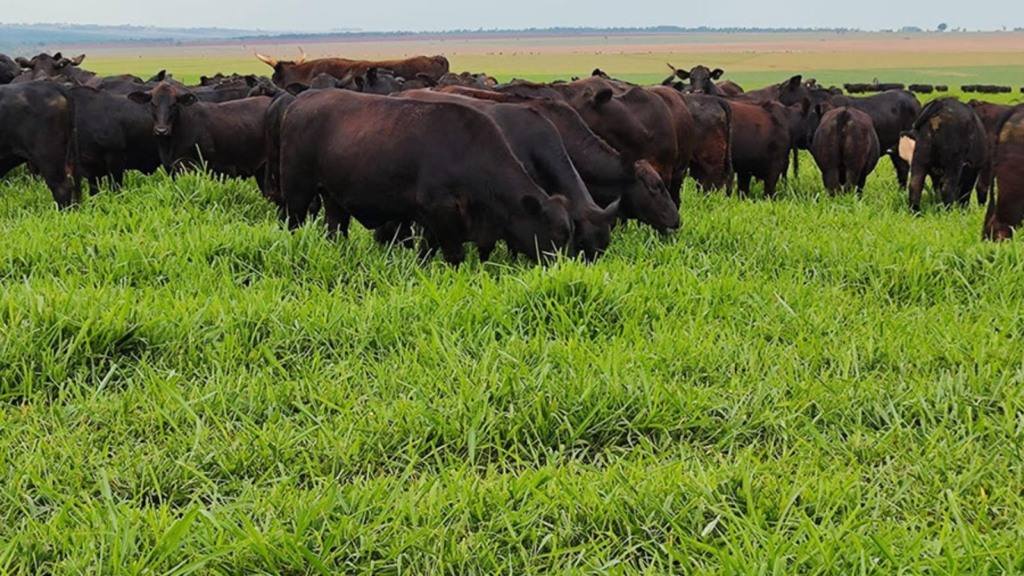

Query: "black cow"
<box><xmin>983</xmin><ymin>105</ymin><xmax>1024</xmax><ymax>241</ymax></box>
<box><xmin>278</xmin><ymin>90</ymin><xmax>573</xmax><ymax>264</ymax></box>
<box><xmin>71</xmin><ymin>85</ymin><xmax>160</xmax><ymax>194</ymax></box>
<box><xmin>128</xmin><ymin>82</ymin><xmax>270</xmax><ymax>183</ymax></box>
<box><xmin>0</xmin><ymin>54</ymin><xmax>19</xmax><ymax>85</ymax></box>
<box><xmin>821</xmin><ymin>90</ymin><xmax>921</xmax><ymax>188</ymax></box>
<box><xmin>13</xmin><ymin>52</ymin><xmax>94</xmax><ymax>84</ymax></box>
<box><xmin>399</xmin><ymin>89</ymin><xmax>618</xmax><ymax>260</ymax></box>
<box><xmin>968</xmin><ymin>100</ymin><xmax>1013</xmax><ymax>204</ymax></box>
<box><xmin>900</xmin><ymin>98</ymin><xmax>988</xmax><ymax>212</ymax></box>
<box><xmin>436</xmin><ymin>85</ymin><xmax>679</xmax><ymax>233</ymax></box>
<box><xmin>908</xmin><ymin>84</ymin><xmax>934</xmax><ymax>94</ymax></box>
<box><xmin>0</xmin><ymin>82</ymin><xmax>81</xmax><ymax>207</ymax></box>
<box><xmin>809</xmin><ymin>106</ymin><xmax>880</xmax><ymax>195</ymax></box>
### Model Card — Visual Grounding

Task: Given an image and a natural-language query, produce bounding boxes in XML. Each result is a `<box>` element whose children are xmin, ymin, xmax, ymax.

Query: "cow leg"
<box><xmin>105</xmin><ymin>153</ymin><xmax>125</xmax><ymax>192</ymax></box>
<box><xmin>279</xmin><ymin>156</ymin><xmax>318</xmax><ymax>230</ymax></box>
<box><xmin>321</xmin><ymin>193</ymin><xmax>351</xmax><ymax>239</ymax></box>
<box><xmin>763</xmin><ymin>171</ymin><xmax>781</xmax><ymax>200</ymax></box>
<box><xmin>959</xmin><ymin>167</ymin><xmax>979</xmax><ymax>208</ymax></box>
<box><xmin>908</xmin><ymin>167</ymin><xmax>927</xmax><ymax>213</ymax></box>
<box><xmin>892</xmin><ymin>154</ymin><xmax>910</xmax><ymax>189</ymax></box>
<box><xmin>669</xmin><ymin>171</ymin><xmax>683</xmax><ymax>207</ymax></box>
<box><xmin>822</xmin><ymin>167</ymin><xmax>840</xmax><ymax>196</ymax></box>
<box><xmin>976</xmin><ymin>162</ymin><xmax>992</xmax><ymax>206</ymax></box>
<box><xmin>856</xmin><ymin>169</ymin><xmax>869</xmax><ymax>197</ymax></box>
<box><xmin>736</xmin><ymin>171</ymin><xmax>751</xmax><ymax>199</ymax></box>
<box><xmin>941</xmin><ymin>166</ymin><xmax>963</xmax><ymax>208</ymax></box>
<box><xmin>844</xmin><ymin>167</ymin><xmax>860</xmax><ymax>195</ymax></box>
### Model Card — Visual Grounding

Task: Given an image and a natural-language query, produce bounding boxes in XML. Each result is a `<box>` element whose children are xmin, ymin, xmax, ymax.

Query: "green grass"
<box><xmin>2</xmin><ymin>149</ymin><xmax>1024</xmax><ymax>573</ymax></box>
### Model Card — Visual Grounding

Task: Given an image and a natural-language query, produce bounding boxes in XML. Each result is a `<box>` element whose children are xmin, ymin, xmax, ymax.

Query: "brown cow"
<box><xmin>968</xmin><ymin>100</ymin><xmax>1013</xmax><ymax>204</ymax></box>
<box><xmin>983</xmin><ymin>106</ymin><xmax>1024</xmax><ymax>241</ymax></box>
<box><xmin>809</xmin><ymin>107</ymin><xmax>880</xmax><ymax>195</ymax></box>
<box><xmin>255</xmin><ymin>48</ymin><xmax>449</xmax><ymax>88</ymax></box>
<box><xmin>726</xmin><ymin>100</ymin><xmax>792</xmax><ymax>198</ymax></box>
<box><xmin>681</xmin><ymin>94</ymin><xmax>734</xmax><ymax>193</ymax></box>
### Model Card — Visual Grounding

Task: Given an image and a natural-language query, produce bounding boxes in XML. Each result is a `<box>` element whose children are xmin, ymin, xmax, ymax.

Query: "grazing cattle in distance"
<box><xmin>900</xmin><ymin>98</ymin><xmax>988</xmax><ymax>212</ymax></box>
<box><xmin>254</xmin><ymin>48</ymin><xmax>449</xmax><ymax>88</ymax></box>
<box><xmin>935</xmin><ymin>85</ymin><xmax>949</xmax><ymax>92</ymax></box>
<box><xmin>128</xmin><ymin>82</ymin><xmax>270</xmax><ymax>183</ymax></box>
<box><xmin>0</xmin><ymin>54</ymin><xmax>20</xmax><ymax>84</ymax></box>
<box><xmin>436</xmin><ymin>85</ymin><xmax>680</xmax><ymax>233</ymax></box>
<box><xmin>71</xmin><ymin>85</ymin><xmax>161</xmax><ymax>194</ymax></box>
<box><xmin>983</xmin><ymin>105</ymin><xmax>1024</xmax><ymax>240</ymax></box>
<box><xmin>0</xmin><ymin>82</ymin><xmax>81</xmax><ymax>207</ymax></box>
<box><xmin>278</xmin><ymin>90</ymin><xmax>573</xmax><ymax>265</ymax></box>
<box><xmin>968</xmin><ymin>100</ymin><xmax>1013</xmax><ymax>203</ymax></box>
<box><xmin>397</xmin><ymin>90</ymin><xmax>619</xmax><ymax>260</ymax></box>
<box><xmin>810</xmin><ymin>106</ymin><xmax>880</xmax><ymax>195</ymax></box>
<box><xmin>726</xmin><ymin>100</ymin><xmax>793</xmax><ymax>198</ymax></box>
<box><xmin>908</xmin><ymin>84</ymin><xmax>934</xmax><ymax>94</ymax></box>
<box><xmin>681</xmin><ymin>93</ymin><xmax>734</xmax><ymax>193</ymax></box>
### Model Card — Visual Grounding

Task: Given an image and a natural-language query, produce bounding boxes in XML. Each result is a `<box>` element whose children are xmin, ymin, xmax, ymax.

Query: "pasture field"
<box><xmin>75</xmin><ymin>31</ymin><xmax>1024</xmax><ymax>87</ymax></box>
<box><xmin>3</xmin><ymin>160</ymin><xmax>1024</xmax><ymax>573</ymax></box>
<box><xmin>3</xmin><ymin>34</ymin><xmax>1024</xmax><ymax>573</ymax></box>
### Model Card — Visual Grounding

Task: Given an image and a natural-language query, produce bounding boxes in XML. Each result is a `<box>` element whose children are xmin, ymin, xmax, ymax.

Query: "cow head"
<box><xmin>776</xmin><ymin>75</ymin><xmax>809</xmax><ymax>106</ymax></box>
<box><xmin>509</xmin><ymin>194</ymin><xmax>574</xmax><ymax>262</ymax></box>
<box><xmin>665</xmin><ymin>64</ymin><xmax>724</xmax><ymax>94</ymax></box>
<box><xmin>353</xmin><ymin>68</ymin><xmax>405</xmax><ymax>94</ymax></box>
<box><xmin>573</xmin><ymin>199</ymin><xmax>620</xmax><ymax>261</ymax></box>
<box><xmin>128</xmin><ymin>82</ymin><xmax>198</xmax><ymax>137</ymax></box>
<box><xmin>622</xmin><ymin>159</ymin><xmax>680</xmax><ymax>233</ymax></box>
<box><xmin>0</xmin><ymin>54</ymin><xmax>20</xmax><ymax>84</ymax></box>
<box><xmin>256</xmin><ymin>47</ymin><xmax>308</xmax><ymax>88</ymax></box>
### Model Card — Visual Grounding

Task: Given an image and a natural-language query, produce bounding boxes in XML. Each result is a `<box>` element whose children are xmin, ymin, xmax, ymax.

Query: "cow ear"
<box><xmin>522</xmin><ymin>195</ymin><xmax>543</xmax><ymax>216</ymax></box>
<box><xmin>245</xmin><ymin>74</ymin><xmax>258</xmax><ymax>87</ymax></box>
<box><xmin>177</xmin><ymin>92</ymin><xmax>198</xmax><ymax>106</ymax></box>
<box><xmin>675</xmin><ymin>69</ymin><xmax>691</xmax><ymax>80</ymax></box>
<box><xmin>152</xmin><ymin>70</ymin><xmax>167</xmax><ymax>82</ymax></box>
<box><xmin>593</xmin><ymin>87</ymin><xmax>614</xmax><ymax>107</ymax></box>
<box><xmin>711</xmin><ymin>68</ymin><xmax>725</xmax><ymax>80</ymax></box>
<box><xmin>786</xmin><ymin>75</ymin><xmax>803</xmax><ymax>89</ymax></box>
<box><xmin>127</xmin><ymin>91</ymin><xmax>152</xmax><ymax>104</ymax></box>
<box><xmin>53</xmin><ymin>52</ymin><xmax>62</xmax><ymax>60</ymax></box>
<box><xmin>15</xmin><ymin>56</ymin><xmax>31</xmax><ymax>68</ymax></box>
<box><xmin>200</xmin><ymin>75</ymin><xmax>210</xmax><ymax>85</ymax></box>
<box><xmin>286</xmin><ymin>82</ymin><xmax>309</xmax><ymax>95</ymax></box>
<box><xmin>366</xmin><ymin>67</ymin><xmax>378</xmax><ymax>82</ymax></box>
<box><xmin>602</xmin><ymin>199</ymin><xmax>621</xmax><ymax>228</ymax></box>
<box><xmin>415</xmin><ymin>73</ymin><xmax>436</xmax><ymax>87</ymax></box>
<box><xmin>70</xmin><ymin>54</ymin><xmax>85</xmax><ymax>66</ymax></box>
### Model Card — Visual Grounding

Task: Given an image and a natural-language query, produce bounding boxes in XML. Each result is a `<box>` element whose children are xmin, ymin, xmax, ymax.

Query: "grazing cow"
<box><xmin>824</xmin><ymin>90</ymin><xmax>921</xmax><ymax>188</ymax></box>
<box><xmin>809</xmin><ymin>107</ymin><xmax>880</xmax><ymax>194</ymax></box>
<box><xmin>968</xmin><ymin>100</ymin><xmax>1013</xmax><ymax>203</ymax></box>
<box><xmin>544</xmin><ymin>78</ymin><xmax>680</xmax><ymax>204</ymax></box>
<box><xmin>13</xmin><ymin>52</ymin><xmax>94</xmax><ymax>84</ymax></box>
<box><xmin>255</xmin><ymin>48</ymin><xmax>449</xmax><ymax>88</ymax></box>
<box><xmin>983</xmin><ymin>105</ymin><xmax>1024</xmax><ymax>240</ymax></box>
<box><xmin>908</xmin><ymin>84</ymin><xmax>935</xmax><ymax>94</ymax></box>
<box><xmin>0</xmin><ymin>54</ymin><xmax>20</xmax><ymax>84</ymax></box>
<box><xmin>398</xmin><ymin>90</ymin><xmax>618</xmax><ymax>260</ymax></box>
<box><xmin>681</xmin><ymin>93</ymin><xmax>734</xmax><ymax>192</ymax></box>
<box><xmin>436</xmin><ymin>85</ymin><xmax>679</xmax><ymax>233</ymax></box>
<box><xmin>71</xmin><ymin>85</ymin><xmax>160</xmax><ymax>194</ymax></box>
<box><xmin>726</xmin><ymin>100</ymin><xmax>792</xmax><ymax>198</ymax></box>
<box><xmin>278</xmin><ymin>90</ymin><xmax>573</xmax><ymax>264</ymax></box>
<box><xmin>900</xmin><ymin>98</ymin><xmax>987</xmax><ymax>212</ymax></box>
<box><xmin>935</xmin><ymin>85</ymin><xmax>949</xmax><ymax>92</ymax></box>
<box><xmin>739</xmin><ymin>75</ymin><xmax>811</xmax><ymax>106</ymax></box>
<box><xmin>0</xmin><ymin>82</ymin><xmax>81</xmax><ymax>207</ymax></box>
<box><xmin>127</xmin><ymin>82</ymin><xmax>270</xmax><ymax>182</ymax></box>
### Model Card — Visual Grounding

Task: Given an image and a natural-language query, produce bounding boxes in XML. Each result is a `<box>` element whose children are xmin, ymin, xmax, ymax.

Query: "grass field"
<box><xmin>3</xmin><ymin>38</ymin><xmax>1024</xmax><ymax>573</ymax></box>
<box><xmin>3</xmin><ymin>160</ymin><xmax>1024</xmax><ymax>573</ymax></box>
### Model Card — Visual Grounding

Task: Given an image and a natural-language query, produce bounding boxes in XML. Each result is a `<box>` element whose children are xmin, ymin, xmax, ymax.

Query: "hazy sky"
<box><xmin>2</xmin><ymin>0</ymin><xmax>1021</xmax><ymax>32</ymax></box>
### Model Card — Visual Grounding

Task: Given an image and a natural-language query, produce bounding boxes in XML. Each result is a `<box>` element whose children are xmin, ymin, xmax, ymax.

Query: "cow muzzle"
<box><xmin>154</xmin><ymin>126</ymin><xmax>171</xmax><ymax>137</ymax></box>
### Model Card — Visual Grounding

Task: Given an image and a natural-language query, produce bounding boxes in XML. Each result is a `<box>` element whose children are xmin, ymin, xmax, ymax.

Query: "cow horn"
<box><xmin>296</xmin><ymin>47</ymin><xmax>308</xmax><ymax>65</ymax></box>
<box><xmin>255</xmin><ymin>52</ymin><xmax>277</xmax><ymax>67</ymax></box>
<box><xmin>665</xmin><ymin>62</ymin><xmax>677</xmax><ymax>72</ymax></box>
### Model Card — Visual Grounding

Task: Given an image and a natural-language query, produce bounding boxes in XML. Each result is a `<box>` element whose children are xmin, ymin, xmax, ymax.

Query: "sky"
<box><xmin>1</xmin><ymin>0</ymin><xmax>1021</xmax><ymax>33</ymax></box>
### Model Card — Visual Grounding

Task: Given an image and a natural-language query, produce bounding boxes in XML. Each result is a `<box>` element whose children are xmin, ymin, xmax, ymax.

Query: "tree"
<box><xmin>938</xmin><ymin>23</ymin><xmax>948</xmax><ymax>31</ymax></box>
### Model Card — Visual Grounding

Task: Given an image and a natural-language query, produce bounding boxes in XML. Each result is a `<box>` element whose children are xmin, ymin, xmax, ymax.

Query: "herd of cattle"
<box><xmin>1</xmin><ymin>50</ymin><xmax>1023</xmax><ymax>263</ymax></box>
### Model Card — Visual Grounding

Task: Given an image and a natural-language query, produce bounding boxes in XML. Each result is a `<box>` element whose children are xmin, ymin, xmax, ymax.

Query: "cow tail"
<box><xmin>62</xmin><ymin>84</ymin><xmax>82</xmax><ymax>201</ymax></box>
<box><xmin>837</xmin><ymin>109</ymin><xmax>849</xmax><ymax>183</ymax></box>
<box><xmin>719</xmin><ymin>97</ymin><xmax>734</xmax><ymax>194</ymax></box>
